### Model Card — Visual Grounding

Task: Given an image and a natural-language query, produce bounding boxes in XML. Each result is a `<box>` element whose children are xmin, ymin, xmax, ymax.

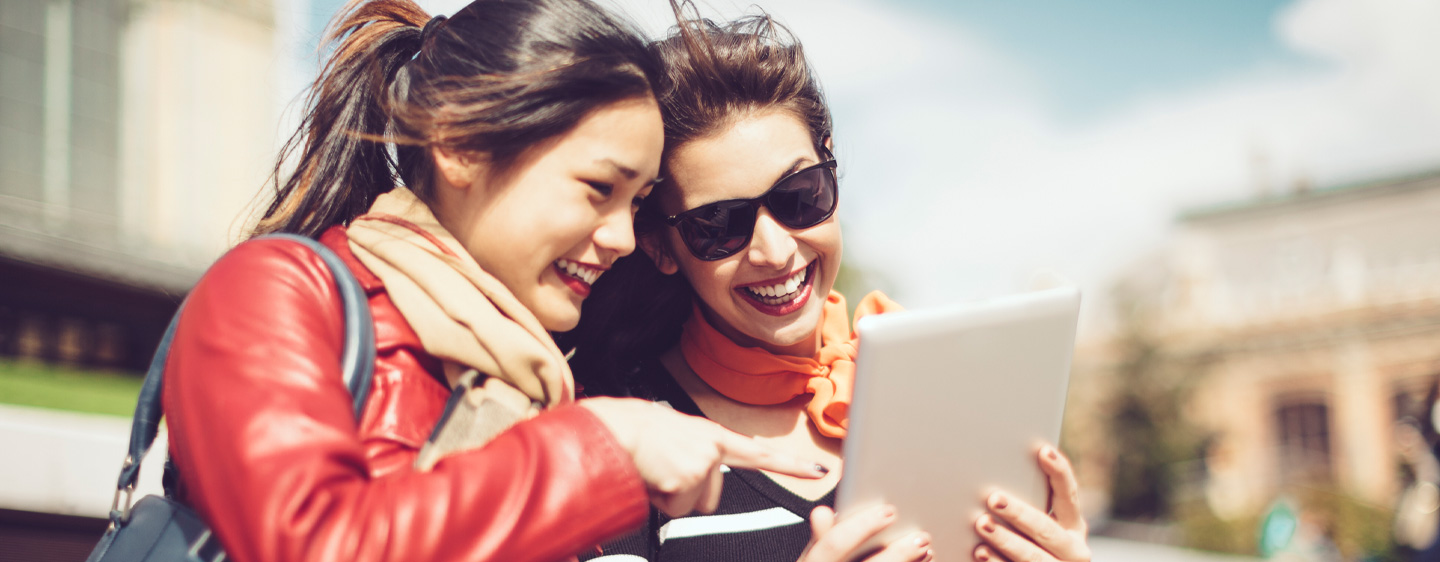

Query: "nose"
<box><xmin>746</xmin><ymin>208</ymin><xmax>798</xmax><ymax>270</ymax></box>
<box><xmin>592</xmin><ymin>205</ymin><xmax>637</xmax><ymax>259</ymax></box>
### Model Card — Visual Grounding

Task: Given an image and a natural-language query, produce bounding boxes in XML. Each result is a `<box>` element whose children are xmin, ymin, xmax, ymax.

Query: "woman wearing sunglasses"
<box><xmin>567</xmin><ymin>11</ymin><xmax>1092</xmax><ymax>562</ymax></box>
<box><xmin>159</xmin><ymin>1</ymin><xmax>827</xmax><ymax>561</ymax></box>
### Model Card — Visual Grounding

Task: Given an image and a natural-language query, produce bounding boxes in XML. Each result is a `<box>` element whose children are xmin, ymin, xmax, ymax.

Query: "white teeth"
<box><xmin>742</xmin><ymin>265</ymin><xmax>810</xmax><ymax>304</ymax></box>
<box><xmin>555</xmin><ymin>258</ymin><xmax>601</xmax><ymax>285</ymax></box>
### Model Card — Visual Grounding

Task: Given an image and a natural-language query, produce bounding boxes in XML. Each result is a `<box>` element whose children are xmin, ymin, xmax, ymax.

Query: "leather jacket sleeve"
<box><xmin>162</xmin><ymin>237</ymin><xmax>648</xmax><ymax>562</ymax></box>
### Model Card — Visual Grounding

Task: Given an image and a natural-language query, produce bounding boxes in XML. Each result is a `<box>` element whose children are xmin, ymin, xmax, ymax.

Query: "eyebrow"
<box><xmin>599</xmin><ymin>158</ymin><xmax>663</xmax><ymax>186</ymax></box>
<box><xmin>680</xmin><ymin>156</ymin><xmax>817</xmax><ymax>210</ymax></box>
<box><xmin>775</xmin><ymin>157</ymin><xmax>810</xmax><ymax>183</ymax></box>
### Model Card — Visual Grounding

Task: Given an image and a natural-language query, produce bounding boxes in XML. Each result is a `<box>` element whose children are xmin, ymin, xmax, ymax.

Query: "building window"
<box><xmin>1275</xmin><ymin>400</ymin><xmax>1332</xmax><ymax>481</ymax></box>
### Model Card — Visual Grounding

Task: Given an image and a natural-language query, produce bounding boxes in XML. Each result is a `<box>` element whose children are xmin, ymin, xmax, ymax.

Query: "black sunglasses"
<box><xmin>664</xmin><ymin>149</ymin><xmax>839</xmax><ymax>261</ymax></box>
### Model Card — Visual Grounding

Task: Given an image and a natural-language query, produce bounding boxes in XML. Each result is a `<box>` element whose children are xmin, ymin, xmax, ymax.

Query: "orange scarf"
<box><xmin>679</xmin><ymin>290</ymin><xmax>901</xmax><ymax>438</ymax></box>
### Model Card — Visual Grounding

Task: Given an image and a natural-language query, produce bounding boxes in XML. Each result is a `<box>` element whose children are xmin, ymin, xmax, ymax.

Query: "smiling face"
<box><xmin>432</xmin><ymin>96</ymin><xmax>664</xmax><ymax>332</ymax></box>
<box><xmin>648</xmin><ymin>109</ymin><xmax>842</xmax><ymax>356</ymax></box>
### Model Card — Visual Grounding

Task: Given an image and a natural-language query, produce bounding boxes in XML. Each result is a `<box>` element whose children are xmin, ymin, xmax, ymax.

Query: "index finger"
<box><xmin>716</xmin><ymin>431</ymin><xmax>828</xmax><ymax>479</ymax></box>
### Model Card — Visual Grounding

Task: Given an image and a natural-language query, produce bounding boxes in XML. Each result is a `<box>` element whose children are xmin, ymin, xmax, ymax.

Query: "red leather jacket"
<box><xmin>163</xmin><ymin>228</ymin><xmax>647</xmax><ymax>562</ymax></box>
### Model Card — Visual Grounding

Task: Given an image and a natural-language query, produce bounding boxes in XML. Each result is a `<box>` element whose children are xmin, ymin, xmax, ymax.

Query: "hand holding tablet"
<box><xmin>973</xmin><ymin>445</ymin><xmax>1091</xmax><ymax>562</ymax></box>
<box><xmin>834</xmin><ymin>286</ymin><xmax>1088</xmax><ymax>561</ymax></box>
<box><xmin>800</xmin><ymin>504</ymin><xmax>934</xmax><ymax>562</ymax></box>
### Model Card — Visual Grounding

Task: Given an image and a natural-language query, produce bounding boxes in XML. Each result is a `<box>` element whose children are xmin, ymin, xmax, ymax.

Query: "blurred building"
<box><xmin>0</xmin><ymin>0</ymin><xmax>277</xmax><ymax>371</ymax></box>
<box><xmin>0</xmin><ymin>0</ymin><xmax>278</xmax><ymax>558</ymax></box>
<box><xmin>1071</xmin><ymin>169</ymin><xmax>1440</xmax><ymax>527</ymax></box>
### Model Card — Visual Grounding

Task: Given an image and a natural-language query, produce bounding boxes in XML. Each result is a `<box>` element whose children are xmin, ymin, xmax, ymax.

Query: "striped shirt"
<box><xmin>581</xmin><ymin>359</ymin><xmax>832</xmax><ymax>562</ymax></box>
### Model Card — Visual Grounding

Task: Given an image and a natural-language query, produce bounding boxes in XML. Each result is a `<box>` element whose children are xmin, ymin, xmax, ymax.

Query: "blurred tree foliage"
<box><xmin>1175</xmin><ymin>497</ymin><xmax>1260</xmax><ymax>554</ymax></box>
<box><xmin>1301</xmin><ymin>486</ymin><xmax>1397</xmax><ymax>561</ymax></box>
<box><xmin>1175</xmin><ymin>486</ymin><xmax>1399</xmax><ymax>560</ymax></box>
<box><xmin>1105</xmin><ymin>287</ymin><xmax>1210</xmax><ymax>523</ymax></box>
<box><xmin>1103</xmin><ymin>284</ymin><xmax>1399</xmax><ymax>560</ymax></box>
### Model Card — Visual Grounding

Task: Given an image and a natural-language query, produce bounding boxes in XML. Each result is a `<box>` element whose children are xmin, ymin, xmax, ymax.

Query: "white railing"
<box><xmin>0</xmin><ymin>404</ymin><xmax>164</xmax><ymax>518</ymax></box>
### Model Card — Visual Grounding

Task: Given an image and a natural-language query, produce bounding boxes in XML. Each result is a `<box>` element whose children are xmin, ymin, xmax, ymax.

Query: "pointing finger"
<box><xmin>715</xmin><ymin>430</ymin><xmax>828</xmax><ymax>478</ymax></box>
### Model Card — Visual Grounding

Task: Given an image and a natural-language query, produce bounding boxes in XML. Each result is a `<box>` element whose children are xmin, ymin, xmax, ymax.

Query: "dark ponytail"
<box><xmin>564</xmin><ymin>3</ymin><xmax>834</xmax><ymax>396</ymax></box>
<box><xmin>253</xmin><ymin>0</ymin><xmax>660</xmax><ymax>238</ymax></box>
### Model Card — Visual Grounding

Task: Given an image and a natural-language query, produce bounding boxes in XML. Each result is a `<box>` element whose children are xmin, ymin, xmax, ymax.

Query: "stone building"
<box><xmin>0</xmin><ymin>0</ymin><xmax>278</xmax><ymax>557</ymax></box>
<box><xmin>0</xmin><ymin>0</ymin><xmax>277</xmax><ymax>371</ymax></box>
<box><xmin>1069</xmin><ymin>169</ymin><xmax>1440</xmax><ymax>526</ymax></box>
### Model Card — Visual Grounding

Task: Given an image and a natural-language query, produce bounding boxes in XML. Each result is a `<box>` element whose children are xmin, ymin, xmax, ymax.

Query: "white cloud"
<box><xmin>424</xmin><ymin>0</ymin><xmax>1440</xmax><ymax>333</ymax></box>
<box><xmin>764</xmin><ymin>0</ymin><xmax>1440</xmax><ymax>336</ymax></box>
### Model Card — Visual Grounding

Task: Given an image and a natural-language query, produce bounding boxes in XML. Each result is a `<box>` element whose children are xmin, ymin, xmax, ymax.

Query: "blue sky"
<box><xmin>282</xmin><ymin>0</ymin><xmax>1440</xmax><ymax>331</ymax></box>
<box><xmin>303</xmin><ymin>0</ymin><xmax>1307</xmax><ymax>122</ymax></box>
<box><xmin>891</xmin><ymin>0</ymin><xmax>1310</xmax><ymax>121</ymax></box>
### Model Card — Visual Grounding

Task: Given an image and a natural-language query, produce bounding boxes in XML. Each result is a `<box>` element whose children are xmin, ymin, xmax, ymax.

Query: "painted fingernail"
<box><xmin>914</xmin><ymin>533</ymin><xmax>932</xmax><ymax>548</ymax></box>
<box><xmin>976</xmin><ymin>547</ymin><xmax>991</xmax><ymax>561</ymax></box>
<box><xmin>991</xmin><ymin>493</ymin><xmax>1008</xmax><ymax>510</ymax></box>
<box><xmin>980</xmin><ymin>516</ymin><xmax>996</xmax><ymax>533</ymax></box>
<box><xmin>1047</xmin><ymin>447</ymin><xmax>1059</xmax><ymax>460</ymax></box>
<box><xmin>814</xmin><ymin>463</ymin><xmax>830</xmax><ymax>474</ymax></box>
<box><xmin>923</xmin><ymin>548</ymin><xmax>935</xmax><ymax>562</ymax></box>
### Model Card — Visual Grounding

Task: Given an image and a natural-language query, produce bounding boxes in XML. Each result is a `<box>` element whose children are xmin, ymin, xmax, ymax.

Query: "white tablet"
<box><xmin>834</xmin><ymin>286</ymin><xmax>1080</xmax><ymax>560</ymax></box>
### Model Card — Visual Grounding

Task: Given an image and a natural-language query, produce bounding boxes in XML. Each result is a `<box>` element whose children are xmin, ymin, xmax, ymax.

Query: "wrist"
<box><xmin>577</xmin><ymin>397</ymin><xmax>642</xmax><ymax>454</ymax></box>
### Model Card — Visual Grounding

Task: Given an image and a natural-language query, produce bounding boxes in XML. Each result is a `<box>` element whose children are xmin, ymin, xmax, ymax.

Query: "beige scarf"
<box><xmin>346</xmin><ymin>187</ymin><xmax>574</xmax><ymax>471</ymax></box>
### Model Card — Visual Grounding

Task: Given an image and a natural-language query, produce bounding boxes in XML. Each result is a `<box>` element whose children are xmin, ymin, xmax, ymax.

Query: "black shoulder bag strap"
<box><xmin>89</xmin><ymin>233</ymin><xmax>375</xmax><ymax>562</ymax></box>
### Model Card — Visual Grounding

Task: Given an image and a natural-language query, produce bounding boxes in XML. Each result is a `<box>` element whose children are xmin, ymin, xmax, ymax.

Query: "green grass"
<box><xmin>0</xmin><ymin>359</ymin><xmax>143</xmax><ymax>417</ymax></box>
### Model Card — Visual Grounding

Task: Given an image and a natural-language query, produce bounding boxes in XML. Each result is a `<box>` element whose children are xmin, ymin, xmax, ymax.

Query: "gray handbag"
<box><xmin>85</xmin><ymin>234</ymin><xmax>376</xmax><ymax>562</ymax></box>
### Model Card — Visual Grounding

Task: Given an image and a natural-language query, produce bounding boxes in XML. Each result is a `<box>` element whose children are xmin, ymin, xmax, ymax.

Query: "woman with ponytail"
<box><xmin>161</xmin><ymin>1</ymin><xmax>826</xmax><ymax>561</ymax></box>
<box><xmin>567</xmin><ymin>8</ymin><xmax>1092</xmax><ymax>562</ymax></box>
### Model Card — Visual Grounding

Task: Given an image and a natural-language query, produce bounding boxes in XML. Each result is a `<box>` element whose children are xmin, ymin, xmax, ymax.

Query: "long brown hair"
<box><xmin>564</xmin><ymin>4</ymin><xmax>834</xmax><ymax>395</ymax></box>
<box><xmin>252</xmin><ymin>0</ymin><xmax>660</xmax><ymax>238</ymax></box>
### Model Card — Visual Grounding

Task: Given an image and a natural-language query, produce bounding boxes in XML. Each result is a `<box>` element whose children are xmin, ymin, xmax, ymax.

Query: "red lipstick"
<box><xmin>734</xmin><ymin>262</ymin><xmax>815</xmax><ymax>317</ymax></box>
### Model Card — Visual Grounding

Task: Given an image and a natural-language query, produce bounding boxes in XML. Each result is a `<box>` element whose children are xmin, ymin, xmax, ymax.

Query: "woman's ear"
<box><xmin>431</xmin><ymin>145</ymin><xmax>485</xmax><ymax>191</ymax></box>
<box><xmin>638</xmin><ymin>232</ymin><xmax>680</xmax><ymax>275</ymax></box>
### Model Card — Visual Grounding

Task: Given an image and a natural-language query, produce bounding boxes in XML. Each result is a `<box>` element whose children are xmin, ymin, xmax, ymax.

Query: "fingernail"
<box><xmin>990</xmin><ymin>492</ymin><xmax>1008</xmax><ymax>510</ymax></box>
<box><xmin>913</xmin><ymin>533</ymin><xmax>932</xmax><ymax>548</ymax></box>
<box><xmin>976</xmin><ymin>548</ymin><xmax>990</xmax><ymax>561</ymax></box>
<box><xmin>880</xmin><ymin>506</ymin><xmax>897</xmax><ymax>519</ymax></box>
<box><xmin>1047</xmin><ymin>447</ymin><xmax>1059</xmax><ymax>460</ymax></box>
<box><xmin>980</xmin><ymin>516</ymin><xmax>996</xmax><ymax>533</ymax></box>
<box><xmin>814</xmin><ymin>463</ymin><xmax>830</xmax><ymax>474</ymax></box>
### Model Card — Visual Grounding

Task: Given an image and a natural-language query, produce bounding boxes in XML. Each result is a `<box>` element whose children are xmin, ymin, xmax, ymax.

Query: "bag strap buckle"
<box><xmin>108</xmin><ymin>456</ymin><xmax>137</xmax><ymax>528</ymax></box>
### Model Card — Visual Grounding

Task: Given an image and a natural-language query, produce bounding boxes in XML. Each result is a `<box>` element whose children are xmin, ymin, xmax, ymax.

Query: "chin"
<box><xmin>532</xmin><ymin>301</ymin><xmax>582</xmax><ymax>333</ymax></box>
<box><xmin>542</xmin><ymin>312</ymin><xmax>580</xmax><ymax>333</ymax></box>
<box><xmin>762</xmin><ymin>328</ymin><xmax>811</xmax><ymax>348</ymax></box>
<box><xmin>753</xmin><ymin>307</ymin><xmax>824</xmax><ymax>347</ymax></box>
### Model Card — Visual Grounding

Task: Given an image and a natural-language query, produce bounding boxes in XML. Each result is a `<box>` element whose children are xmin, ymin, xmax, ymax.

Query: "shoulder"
<box><xmin>200</xmin><ymin>234</ymin><xmax>339</xmax><ymax>295</ymax></box>
<box><xmin>196</xmin><ymin>228</ymin><xmax>382</xmax><ymax>304</ymax></box>
<box><xmin>181</xmin><ymin>233</ymin><xmax>352</xmax><ymax>347</ymax></box>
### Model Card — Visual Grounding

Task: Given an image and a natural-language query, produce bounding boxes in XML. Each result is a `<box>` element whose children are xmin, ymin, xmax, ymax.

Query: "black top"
<box><xmin>581</xmin><ymin>358</ymin><xmax>833</xmax><ymax>562</ymax></box>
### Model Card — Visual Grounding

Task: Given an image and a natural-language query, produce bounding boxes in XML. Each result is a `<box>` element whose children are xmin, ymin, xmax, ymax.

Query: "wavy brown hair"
<box><xmin>564</xmin><ymin>4</ymin><xmax>834</xmax><ymax>396</ymax></box>
<box><xmin>252</xmin><ymin>0</ymin><xmax>660</xmax><ymax>238</ymax></box>
<box><xmin>653</xmin><ymin>6</ymin><xmax>832</xmax><ymax>155</ymax></box>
